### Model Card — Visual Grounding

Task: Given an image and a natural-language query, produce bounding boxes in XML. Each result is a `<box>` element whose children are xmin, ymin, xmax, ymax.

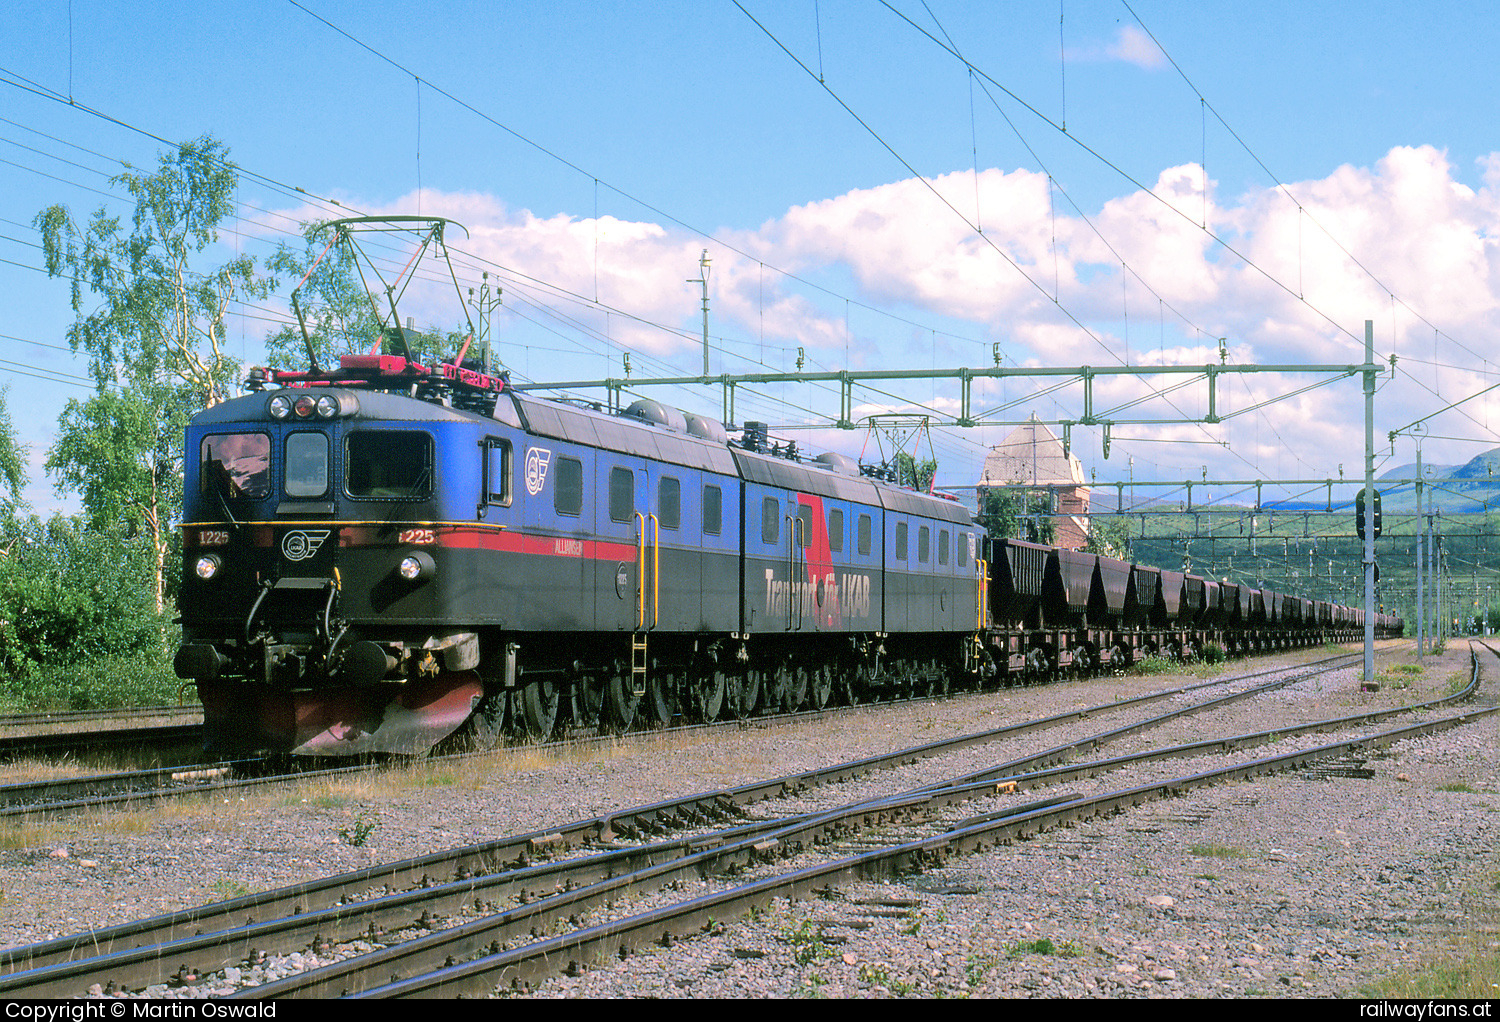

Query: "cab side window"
<box><xmin>483</xmin><ymin>438</ymin><xmax>512</xmax><ymax>507</ymax></box>
<box><xmin>555</xmin><ymin>457</ymin><xmax>583</xmax><ymax>516</ymax></box>
<box><xmin>610</xmin><ymin>467</ymin><xmax>634</xmax><ymax>523</ymax></box>
<box><xmin>703</xmin><ymin>484</ymin><xmax>723</xmax><ymax>536</ymax></box>
<box><xmin>658</xmin><ymin>476</ymin><xmax>681</xmax><ymax>530</ymax></box>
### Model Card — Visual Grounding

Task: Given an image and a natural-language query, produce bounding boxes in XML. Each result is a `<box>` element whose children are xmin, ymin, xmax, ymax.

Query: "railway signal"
<box><xmin>1355</xmin><ymin>487</ymin><xmax>1382</xmax><ymax>541</ymax></box>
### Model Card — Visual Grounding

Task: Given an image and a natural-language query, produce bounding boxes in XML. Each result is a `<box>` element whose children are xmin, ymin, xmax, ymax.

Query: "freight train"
<box><xmin>173</xmin><ymin>349</ymin><xmax>1400</xmax><ymax>756</ymax></box>
<box><xmin>171</xmin><ymin>217</ymin><xmax>1400</xmax><ymax>756</ymax></box>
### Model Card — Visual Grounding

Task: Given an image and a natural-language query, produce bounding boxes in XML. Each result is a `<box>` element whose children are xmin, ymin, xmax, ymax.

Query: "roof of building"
<box><xmin>978</xmin><ymin>413</ymin><xmax>1089</xmax><ymax>488</ymax></box>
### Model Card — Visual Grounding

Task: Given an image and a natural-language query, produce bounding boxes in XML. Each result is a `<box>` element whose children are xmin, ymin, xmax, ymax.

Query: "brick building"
<box><xmin>977</xmin><ymin>413</ymin><xmax>1091</xmax><ymax>549</ymax></box>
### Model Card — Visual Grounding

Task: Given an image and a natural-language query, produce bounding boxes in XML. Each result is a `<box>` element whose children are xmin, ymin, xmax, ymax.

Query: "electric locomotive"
<box><xmin>175</xmin><ymin>348</ymin><xmax>985</xmax><ymax>755</ymax></box>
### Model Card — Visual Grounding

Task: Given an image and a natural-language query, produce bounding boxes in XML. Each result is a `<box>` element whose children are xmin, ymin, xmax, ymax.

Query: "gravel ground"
<box><xmin>0</xmin><ymin>640</ymin><xmax>1494</xmax><ymax>999</ymax></box>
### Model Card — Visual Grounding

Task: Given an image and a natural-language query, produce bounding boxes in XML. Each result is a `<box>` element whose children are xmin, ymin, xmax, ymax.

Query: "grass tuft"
<box><xmin>1189</xmin><ymin>844</ymin><xmax>1248</xmax><ymax>858</ymax></box>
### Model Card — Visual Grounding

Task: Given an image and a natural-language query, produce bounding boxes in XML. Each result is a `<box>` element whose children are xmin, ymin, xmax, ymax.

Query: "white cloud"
<box><xmin>1106</xmin><ymin>25</ymin><xmax>1167</xmax><ymax>70</ymax></box>
<box><xmin>733</xmin><ymin>145</ymin><xmax>1500</xmax><ymax>482</ymax></box>
<box><xmin>1064</xmin><ymin>25</ymin><xmax>1167</xmax><ymax>71</ymax></box>
<box><xmin>262</xmin><ymin>145</ymin><xmax>1500</xmax><ymax>488</ymax></box>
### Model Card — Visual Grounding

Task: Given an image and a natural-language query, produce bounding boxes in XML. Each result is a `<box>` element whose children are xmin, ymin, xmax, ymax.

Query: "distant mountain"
<box><xmin>1373</xmin><ymin>447</ymin><xmax>1500</xmax><ymax>514</ymax></box>
<box><xmin>1254</xmin><ymin>447</ymin><xmax>1500</xmax><ymax>515</ymax></box>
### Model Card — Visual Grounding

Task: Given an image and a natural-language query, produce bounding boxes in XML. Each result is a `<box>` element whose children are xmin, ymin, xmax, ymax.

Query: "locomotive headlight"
<box><xmin>268</xmin><ymin>394</ymin><xmax>292</xmax><ymax>419</ymax></box>
<box><xmin>293</xmin><ymin>395</ymin><xmax>317</xmax><ymax>418</ymax></box>
<box><xmin>315</xmin><ymin>395</ymin><xmax>339</xmax><ymax>419</ymax></box>
<box><xmin>398</xmin><ymin>550</ymin><xmax>435</xmax><ymax>582</ymax></box>
<box><xmin>194</xmin><ymin>554</ymin><xmax>223</xmax><ymax>580</ymax></box>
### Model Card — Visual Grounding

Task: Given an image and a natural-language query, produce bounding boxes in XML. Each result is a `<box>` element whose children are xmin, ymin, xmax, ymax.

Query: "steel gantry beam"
<box><xmin>510</xmin><ymin>360</ymin><xmax>1373</xmax><ymax>437</ymax></box>
<box><xmin>972</xmin><ymin>476</ymin><xmax>1488</xmax><ymax>513</ymax></box>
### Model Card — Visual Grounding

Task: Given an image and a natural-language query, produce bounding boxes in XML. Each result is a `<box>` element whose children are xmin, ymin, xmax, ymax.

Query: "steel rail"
<box><xmin>0</xmin><ymin>723</ymin><xmax>203</xmax><ymax>762</ymax></box>
<box><xmin>0</xmin><ymin>705</ymin><xmax>201</xmax><ymax>730</ymax></box>
<box><xmin>358</xmin><ymin>699</ymin><xmax>1495</xmax><ymax>998</ymax></box>
<box><xmin>244</xmin><ymin>653</ymin><xmax>1461</xmax><ymax>997</ymax></box>
<box><xmin>0</xmin><ymin>654</ymin><xmax>1356</xmax><ymax>990</ymax></box>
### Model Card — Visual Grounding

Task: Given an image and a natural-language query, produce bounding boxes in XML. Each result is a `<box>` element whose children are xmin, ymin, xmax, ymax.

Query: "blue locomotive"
<box><xmin>175</xmin><ymin>347</ymin><xmax>986</xmax><ymax>754</ymax></box>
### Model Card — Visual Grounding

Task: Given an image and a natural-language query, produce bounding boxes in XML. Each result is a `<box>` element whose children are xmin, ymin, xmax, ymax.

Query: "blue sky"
<box><xmin>4</xmin><ymin>0</ymin><xmax>1500</xmax><ymax>515</ymax></box>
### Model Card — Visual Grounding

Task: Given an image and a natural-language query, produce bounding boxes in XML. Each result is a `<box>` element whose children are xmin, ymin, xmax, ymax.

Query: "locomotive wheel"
<box><xmin>780</xmin><ymin>663</ymin><xmax>808</xmax><ymax>713</ymax></box>
<box><xmin>761</xmin><ymin>665</ymin><xmax>786</xmax><ymax>713</ymax></box>
<box><xmin>808</xmin><ymin>664</ymin><xmax>833</xmax><ymax>710</ymax></box>
<box><xmin>467</xmin><ymin>688</ymin><xmax>508</xmax><ymax>751</ymax></box>
<box><xmin>516</xmin><ymin>678</ymin><xmax>560</xmax><ymax>740</ymax></box>
<box><xmin>644</xmin><ymin>668</ymin><xmax>677</xmax><ymax>726</ymax></box>
<box><xmin>860</xmin><ymin>654</ymin><xmax>885</xmax><ymax>702</ymax></box>
<box><xmin>1024</xmin><ymin>647</ymin><xmax>1049</xmax><ymax>684</ymax></box>
<box><xmin>832</xmin><ymin>662</ymin><xmax>857</xmax><ymax>705</ymax></box>
<box><xmin>726</xmin><ymin>669</ymin><xmax>762</xmax><ymax>719</ymax></box>
<box><xmin>577</xmin><ymin>674</ymin><xmax>605</xmax><ymax>727</ymax></box>
<box><xmin>601</xmin><ymin>666</ymin><xmax>640</xmax><ymax>732</ymax></box>
<box><xmin>688</xmin><ymin>668</ymin><xmax>727</xmax><ymax>722</ymax></box>
<box><xmin>926</xmin><ymin>662</ymin><xmax>951</xmax><ymax>698</ymax></box>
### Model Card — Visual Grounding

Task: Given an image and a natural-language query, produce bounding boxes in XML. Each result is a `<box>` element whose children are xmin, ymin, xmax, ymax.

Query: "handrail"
<box><xmin>785</xmin><ymin>511</ymin><xmax>808</xmax><ymax>631</ymax></box>
<box><xmin>977</xmin><ymin>557</ymin><xmax>989</xmax><ymax>632</ymax></box>
<box><xmin>634</xmin><ymin>511</ymin><xmax>660</xmax><ymax>631</ymax></box>
<box><xmin>635</xmin><ymin>512</ymin><xmax>648</xmax><ymax>631</ymax></box>
<box><xmin>650</xmin><ymin>514</ymin><xmax>660</xmax><ymax>629</ymax></box>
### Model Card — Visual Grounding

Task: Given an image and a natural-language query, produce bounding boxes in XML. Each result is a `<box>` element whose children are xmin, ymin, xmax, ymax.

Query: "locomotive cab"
<box><xmin>176</xmin><ymin>386</ymin><xmax>484</xmax><ymax>755</ymax></box>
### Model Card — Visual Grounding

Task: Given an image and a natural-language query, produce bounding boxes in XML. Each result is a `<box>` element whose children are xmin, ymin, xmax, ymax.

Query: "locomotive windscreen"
<box><xmin>200</xmin><ymin>433</ymin><xmax>270</xmax><ymax>500</ymax></box>
<box><xmin>346</xmin><ymin>430</ymin><xmax>433</xmax><ymax>498</ymax></box>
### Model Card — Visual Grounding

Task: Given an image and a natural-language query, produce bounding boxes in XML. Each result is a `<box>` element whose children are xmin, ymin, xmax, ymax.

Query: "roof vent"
<box><xmin>813</xmin><ymin>452</ymin><xmax>859</xmax><ymax>475</ymax></box>
<box><xmin>623</xmin><ymin>398</ymin><xmax>686</xmax><ymax>433</ymax></box>
<box><xmin>682</xmin><ymin>411</ymin><xmax>728</xmax><ymax>443</ymax></box>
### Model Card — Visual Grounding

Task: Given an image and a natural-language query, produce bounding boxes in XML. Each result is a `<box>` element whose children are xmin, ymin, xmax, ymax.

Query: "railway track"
<box><xmin>0</xmin><ymin>724</ymin><xmax>203</xmax><ymax>764</ymax></box>
<box><xmin>7</xmin><ymin>646</ymin><xmax>1485</xmax><ymax>998</ymax></box>
<box><xmin>0</xmin><ymin>648</ymin><xmax>1359</xmax><ymax>820</ymax></box>
<box><xmin>0</xmin><ymin>704</ymin><xmax>201</xmax><ymax>732</ymax></box>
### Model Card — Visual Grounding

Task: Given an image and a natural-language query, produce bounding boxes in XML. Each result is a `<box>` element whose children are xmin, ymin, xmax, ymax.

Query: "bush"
<box><xmin>1</xmin><ymin>654</ymin><xmax>181</xmax><ymax>713</ymax></box>
<box><xmin>1200</xmin><ymin>642</ymin><xmax>1227</xmax><ymax>664</ymax></box>
<box><xmin>0</xmin><ymin>513</ymin><xmax>174</xmax><ymax>698</ymax></box>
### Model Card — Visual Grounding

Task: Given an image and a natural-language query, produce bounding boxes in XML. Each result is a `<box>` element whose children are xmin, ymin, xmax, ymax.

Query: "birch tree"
<box><xmin>34</xmin><ymin>134</ymin><xmax>268</xmax><ymax>405</ymax></box>
<box><xmin>35</xmin><ymin>135</ymin><xmax>268</xmax><ymax>611</ymax></box>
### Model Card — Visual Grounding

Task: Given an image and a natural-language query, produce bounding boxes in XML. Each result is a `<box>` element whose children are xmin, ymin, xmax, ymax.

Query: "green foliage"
<box><xmin>1200</xmin><ymin>642</ymin><xmax>1227</xmax><ymax>664</ymax></box>
<box><xmin>791</xmin><ymin>973</ymin><xmax>828</xmax><ymax>998</ymax></box>
<box><xmin>892</xmin><ymin>452</ymin><xmax>938</xmax><ymax>492</ymax></box>
<box><xmin>46</xmin><ymin>388</ymin><xmax>185</xmax><ymax>612</ymax></box>
<box><xmin>35</xmin><ymin>135</ymin><xmax>266</xmax><ymax>614</ymax></box>
<box><xmin>1085</xmin><ymin>515</ymin><xmax>1133</xmax><ymax>559</ymax></box>
<box><xmin>0</xmin><ymin>513</ymin><xmax>170</xmax><ymax>685</ymax></box>
<box><xmin>1006</xmin><ymin>937</ymin><xmax>1081</xmax><ymax>958</ymax></box>
<box><xmin>0</xmin><ymin>390</ymin><xmax>26</xmax><ymax>511</ymax></box>
<box><xmin>338</xmin><ymin>812</ymin><xmax>380</xmax><ymax>847</ymax></box>
<box><xmin>977</xmin><ymin>488</ymin><xmax>1056</xmax><ymax>543</ymax></box>
<box><xmin>0</xmin><ymin>655</ymin><xmax>179</xmax><ymax>713</ymax></box>
<box><xmin>1189</xmin><ymin>844</ymin><xmax>1247</xmax><ymax>858</ymax></box>
<box><xmin>33</xmin><ymin>134</ymin><xmax>270</xmax><ymax>405</ymax></box>
<box><xmin>856</xmin><ymin>961</ymin><xmax>913</xmax><ymax>993</ymax></box>
<box><xmin>782</xmin><ymin>919</ymin><xmax>833</xmax><ymax>966</ymax></box>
